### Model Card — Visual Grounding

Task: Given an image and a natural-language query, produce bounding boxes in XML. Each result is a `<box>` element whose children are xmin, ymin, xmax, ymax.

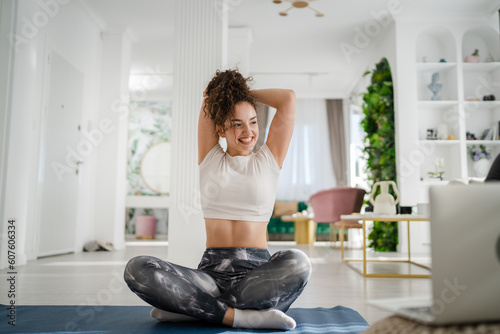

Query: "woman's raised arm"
<box><xmin>252</xmin><ymin>89</ymin><xmax>296</xmax><ymax>168</ymax></box>
<box><xmin>198</xmin><ymin>96</ymin><xmax>219</xmax><ymax>164</ymax></box>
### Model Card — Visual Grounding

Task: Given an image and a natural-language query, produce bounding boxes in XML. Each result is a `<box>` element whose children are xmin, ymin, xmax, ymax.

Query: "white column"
<box><xmin>168</xmin><ymin>0</ymin><xmax>227</xmax><ymax>267</ymax></box>
<box><xmin>0</xmin><ymin>0</ymin><xmax>18</xmax><ymax>269</ymax></box>
<box><xmin>1</xmin><ymin>0</ymin><xmax>44</xmax><ymax>267</ymax></box>
<box><xmin>93</xmin><ymin>29</ymin><xmax>132</xmax><ymax>250</ymax></box>
<box><xmin>393</xmin><ymin>21</ymin><xmax>420</xmax><ymax>206</ymax></box>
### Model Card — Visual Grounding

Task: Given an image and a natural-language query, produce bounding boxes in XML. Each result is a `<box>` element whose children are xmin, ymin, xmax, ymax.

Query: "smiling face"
<box><xmin>219</xmin><ymin>101</ymin><xmax>259</xmax><ymax>157</ymax></box>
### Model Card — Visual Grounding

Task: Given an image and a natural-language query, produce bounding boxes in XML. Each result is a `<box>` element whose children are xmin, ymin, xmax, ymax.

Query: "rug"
<box><xmin>0</xmin><ymin>304</ymin><xmax>369</xmax><ymax>334</ymax></box>
<box><xmin>364</xmin><ymin>315</ymin><xmax>500</xmax><ymax>334</ymax></box>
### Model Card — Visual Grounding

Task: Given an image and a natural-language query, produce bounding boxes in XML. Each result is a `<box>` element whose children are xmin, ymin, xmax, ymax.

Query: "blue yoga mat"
<box><xmin>0</xmin><ymin>304</ymin><xmax>369</xmax><ymax>334</ymax></box>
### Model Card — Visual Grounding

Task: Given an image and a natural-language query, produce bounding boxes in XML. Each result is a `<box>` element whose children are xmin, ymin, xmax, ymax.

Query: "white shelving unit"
<box><xmin>415</xmin><ymin>25</ymin><xmax>500</xmax><ymax>185</ymax></box>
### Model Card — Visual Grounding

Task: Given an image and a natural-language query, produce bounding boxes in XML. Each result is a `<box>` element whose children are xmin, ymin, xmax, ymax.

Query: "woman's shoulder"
<box><xmin>199</xmin><ymin>142</ymin><xmax>224</xmax><ymax>168</ymax></box>
<box><xmin>255</xmin><ymin>143</ymin><xmax>281</xmax><ymax>173</ymax></box>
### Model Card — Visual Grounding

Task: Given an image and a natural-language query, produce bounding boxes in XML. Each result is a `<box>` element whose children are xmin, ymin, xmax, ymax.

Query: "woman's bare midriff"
<box><xmin>205</xmin><ymin>218</ymin><xmax>269</xmax><ymax>249</ymax></box>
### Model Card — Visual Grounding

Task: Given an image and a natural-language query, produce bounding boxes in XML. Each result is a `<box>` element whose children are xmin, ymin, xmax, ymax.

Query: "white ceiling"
<box><xmin>83</xmin><ymin>0</ymin><xmax>500</xmax><ymax>99</ymax></box>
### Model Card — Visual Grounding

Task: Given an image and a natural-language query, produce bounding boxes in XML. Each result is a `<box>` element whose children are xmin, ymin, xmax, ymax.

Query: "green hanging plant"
<box><xmin>360</xmin><ymin>58</ymin><xmax>398</xmax><ymax>252</ymax></box>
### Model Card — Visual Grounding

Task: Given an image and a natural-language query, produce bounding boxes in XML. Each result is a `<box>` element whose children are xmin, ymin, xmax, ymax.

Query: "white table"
<box><xmin>340</xmin><ymin>214</ymin><xmax>431</xmax><ymax>278</ymax></box>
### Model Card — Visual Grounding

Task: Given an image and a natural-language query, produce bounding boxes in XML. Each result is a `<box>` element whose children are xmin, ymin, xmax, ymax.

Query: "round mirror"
<box><xmin>140</xmin><ymin>141</ymin><xmax>170</xmax><ymax>195</ymax></box>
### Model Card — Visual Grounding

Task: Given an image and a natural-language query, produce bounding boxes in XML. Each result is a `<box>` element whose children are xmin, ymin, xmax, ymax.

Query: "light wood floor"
<box><xmin>0</xmin><ymin>240</ymin><xmax>432</xmax><ymax>325</ymax></box>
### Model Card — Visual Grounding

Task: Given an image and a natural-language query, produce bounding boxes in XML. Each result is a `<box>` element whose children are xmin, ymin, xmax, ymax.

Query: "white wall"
<box><xmin>228</xmin><ymin>27</ymin><xmax>252</xmax><ymax>76</ymax></box>
<box><xmin>92</xmin><ymin>29</ymin><xmax>131</xmax><ymax>250</ymax></box>
<box><xmin>1</xmin><ymin>0</ymin><xmax>103</xmax><ymax>267</ymax></box>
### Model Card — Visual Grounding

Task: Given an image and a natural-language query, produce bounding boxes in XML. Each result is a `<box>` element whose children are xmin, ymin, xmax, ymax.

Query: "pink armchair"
<box><xmin>309</xmin><ymin>187</ymin><xmax>366</xmax><ymax>243</ymax></box>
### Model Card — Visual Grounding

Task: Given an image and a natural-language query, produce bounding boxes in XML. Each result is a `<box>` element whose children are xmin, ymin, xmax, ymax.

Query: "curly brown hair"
<box><xmin>203</xmin><ymin>69</ymin><xmax>257</xmax><ymax>132</ymax></box>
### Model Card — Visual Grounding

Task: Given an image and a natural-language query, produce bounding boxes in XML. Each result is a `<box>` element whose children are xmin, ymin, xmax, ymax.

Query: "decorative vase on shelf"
<box><xmin>465</xmin><ymin>49</ymin><xmax>480</xmax><ymax>63</ymax></box>
<box><xmin>472</xmin><ymin>159</ymin><xmax>491</xmax><ymax>178</ymax></box>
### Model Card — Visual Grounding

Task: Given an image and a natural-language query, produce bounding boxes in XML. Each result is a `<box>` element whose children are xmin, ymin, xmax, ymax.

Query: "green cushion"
<box><xmin>316</xmin><ymin>223</ymin><xmax>330</xmax><ymax>234</ymax></box>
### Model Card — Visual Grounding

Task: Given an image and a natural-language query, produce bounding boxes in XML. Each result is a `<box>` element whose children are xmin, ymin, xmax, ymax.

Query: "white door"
<box><xmin>38</xmin><ymin>50</ymin><xmax>83</xmax><ymax>257</ymax></box>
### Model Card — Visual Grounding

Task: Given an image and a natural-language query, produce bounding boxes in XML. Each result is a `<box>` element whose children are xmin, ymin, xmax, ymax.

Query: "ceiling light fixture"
<box><xmin>273</xmin><ymin>0</ymin><xmax>324</xmax><ymax>17</ymax></box>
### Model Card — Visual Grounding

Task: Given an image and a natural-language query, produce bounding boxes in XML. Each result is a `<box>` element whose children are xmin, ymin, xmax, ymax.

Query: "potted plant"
<box><xmin>135</xmin><ymin>208</ymin><xmax>157</xmax><ymax>239</ymax></box>
<box><xmin>465</xmin><ymin>49</ymin><xmax>480</xmax><ymax>63</ymax></box>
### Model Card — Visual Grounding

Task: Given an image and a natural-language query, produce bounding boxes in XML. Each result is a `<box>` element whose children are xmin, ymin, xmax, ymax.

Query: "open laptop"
<box><xmin>368</xmin><ymin>183</ymin><xmax>500</xmax><ymax>325</ymax></box>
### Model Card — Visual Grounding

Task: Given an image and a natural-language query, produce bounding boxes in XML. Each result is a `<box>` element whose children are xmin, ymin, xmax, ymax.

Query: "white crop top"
<box><xmin>199</xmin><ymin>143</ymin><xmax>281</xmax><ymax>221</ymax></box>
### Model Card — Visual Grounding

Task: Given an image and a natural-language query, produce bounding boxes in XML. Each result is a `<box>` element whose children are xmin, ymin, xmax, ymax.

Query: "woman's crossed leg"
<box><xmin>123</xmin><ymin>249</ymin><xmax>311</xmax><ymax>329</ymax></box>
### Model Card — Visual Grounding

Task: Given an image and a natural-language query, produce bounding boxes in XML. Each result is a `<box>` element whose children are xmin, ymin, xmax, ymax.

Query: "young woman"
<box><xmin>124</xmin><ymin>69</ymin><xmax>311</xmax><ymax>330</ymax></box>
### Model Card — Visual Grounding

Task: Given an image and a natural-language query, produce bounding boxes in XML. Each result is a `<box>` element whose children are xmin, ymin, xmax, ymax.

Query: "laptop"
<box><xmin>368</xmin><ymin>183</ymin><xmax>500</xmax><ymax>325</ymax></box>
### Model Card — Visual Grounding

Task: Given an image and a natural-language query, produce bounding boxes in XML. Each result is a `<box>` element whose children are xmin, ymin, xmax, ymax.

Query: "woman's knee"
<box><xmin>273</xmin><ymin>249</ymin><xmax>312</xmax><ymax>281</ymax></box>
<box><xmin>123</xmin><ymin>255</ymin><xmax>158</xmax><ymax>286</ymax></box>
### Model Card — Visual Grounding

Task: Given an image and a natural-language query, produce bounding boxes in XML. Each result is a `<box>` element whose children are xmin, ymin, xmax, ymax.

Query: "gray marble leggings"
<box><xmin>124</xmin><ymin>248</ymin><xmax>311</xmax><ymax>324</ymax></box>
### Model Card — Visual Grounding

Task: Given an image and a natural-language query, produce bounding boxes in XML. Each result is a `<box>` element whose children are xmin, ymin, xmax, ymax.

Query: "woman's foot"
<box><xmin>232</xmin><ymin>308</ymin><xmax>296</xmax><ymax>330</ymax></box>
<box><xmin>150</xmin><ymin>307</ymin><xmax>200</xmax><ymax>322</ymax></box>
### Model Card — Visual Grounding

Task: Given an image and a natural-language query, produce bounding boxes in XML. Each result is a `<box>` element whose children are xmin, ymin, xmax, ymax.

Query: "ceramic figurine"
<box><xmin>369</xmin><ymin>181</ymin><xmax>400</xmax><ymax>215</ymax></box>
<box><xmin>485</xmin><ymin>53</ymin><xmax>495</xmax><ymax>62</ymax></box>
<box><xmin>437</xmin><ymin>124</ymin><xmax>449</xmax><ymax>140</ymax></box>
<box><xmin>427</xmin><ymin>72</ymin><xmax>442</xmax><ymax>101</ymax></box>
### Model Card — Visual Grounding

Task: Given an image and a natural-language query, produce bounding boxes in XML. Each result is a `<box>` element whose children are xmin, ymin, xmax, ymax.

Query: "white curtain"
<box><xmin>267</xmin><ymin>99</ymin><xmax>337</xmax><ymax>201</ymax></box>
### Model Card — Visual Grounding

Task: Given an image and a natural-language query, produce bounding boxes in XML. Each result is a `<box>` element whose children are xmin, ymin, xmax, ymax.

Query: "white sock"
<box><xmin>150</xmin><ymin>307</ymin><xmax>200</xmax><ymax>322</ymax></box>
<box><xmin>232</xmin><ymin>308</ymin><xmax>296</xmax><ymax>330</ymax></box>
